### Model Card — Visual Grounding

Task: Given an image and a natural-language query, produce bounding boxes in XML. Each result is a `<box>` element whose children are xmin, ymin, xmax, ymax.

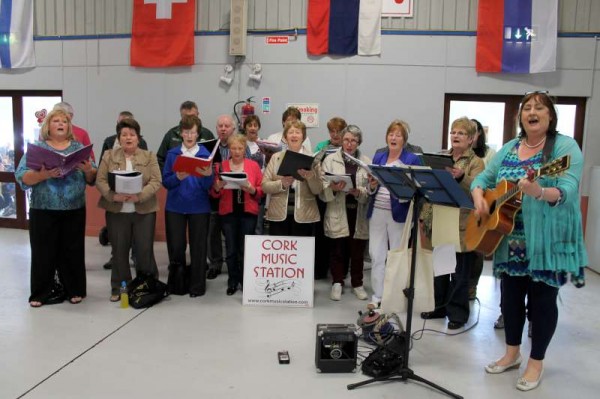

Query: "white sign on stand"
<box><xmin>243</xmin><ymin>235</ymin><xmax>314</xmax><ymax>308</ymax></box>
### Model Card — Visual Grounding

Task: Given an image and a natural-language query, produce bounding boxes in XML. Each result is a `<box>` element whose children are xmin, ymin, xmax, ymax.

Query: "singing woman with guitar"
<box><xmin>471</xmin><ymin>91</ymin><xmax>587</xmax><ymax>392</ymax></box>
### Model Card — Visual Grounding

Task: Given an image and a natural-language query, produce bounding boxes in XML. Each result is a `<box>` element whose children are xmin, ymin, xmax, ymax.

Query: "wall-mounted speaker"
<box><xmin>315</xmin><ymin>324</ymin><xmax>358</xmax><ymax>373</ymax></box>
<box><xmin>229</xmin><ymin>0</ymin><xmax>248</xmax><ymax>56</ymax></box>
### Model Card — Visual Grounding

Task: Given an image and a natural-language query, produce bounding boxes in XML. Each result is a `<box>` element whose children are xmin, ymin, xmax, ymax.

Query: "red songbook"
<box><xmin>26</xmin><ymin>143</ymin><xmax>93</xmax><ymax>177</ymax></box>
<box><xmin>172</xmin><ymin>140</ymin><xmax>220</xmax><ymax>177</ymax></box>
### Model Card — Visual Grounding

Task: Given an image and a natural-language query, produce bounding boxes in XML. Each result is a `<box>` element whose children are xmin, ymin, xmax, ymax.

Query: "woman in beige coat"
<box><xmin>262</xmin><ymin>120</ymin><xmax>322</xmax><ymax>236</ymax></box>
<box><xmin>320</xmin><ymin>125</ymin><xmax>370</xmax><ymax>301</ymax></box>
<box><xmin>96</xmin><ymin>118</ymin><xmax>162</xmax><ymax>301</ymax></box>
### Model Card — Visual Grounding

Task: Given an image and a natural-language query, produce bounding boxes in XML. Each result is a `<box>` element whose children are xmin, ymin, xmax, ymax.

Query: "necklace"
<box><xmin>522</xmin><ymin>136</ymin><xmax>546</xmax><ymax>149</ymax></box>
<box><xmin>230</xmin><ymin>160</ymin><xmax>244</xmax><ymax>171</ymax></box>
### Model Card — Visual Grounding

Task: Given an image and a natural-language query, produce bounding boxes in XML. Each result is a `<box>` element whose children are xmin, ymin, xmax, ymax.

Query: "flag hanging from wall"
<box><xmin>476</xmin><ymin>0</ymin><xmax>558</xmax><ymax>73</ymax></box>
<box><xmin>307</xmin><ymin>0</ymin><xmax>382</xmax><ymax>56</ymax></box>
<box><xmin>0</xmin><ymin>0</ymin><xmax>36</xmax><ymax>69</ymax></box>
<box><xmin>130</xmin><ymin>0</ymin><xmax>195</xmax><ymax>67</ymax></box>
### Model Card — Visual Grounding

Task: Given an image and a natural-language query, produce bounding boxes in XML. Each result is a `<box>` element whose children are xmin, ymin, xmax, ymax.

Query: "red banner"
<box><xmin>130</xmin><ymin>0</ymin><xmax>195</xmax><ymax>67</ymax></box>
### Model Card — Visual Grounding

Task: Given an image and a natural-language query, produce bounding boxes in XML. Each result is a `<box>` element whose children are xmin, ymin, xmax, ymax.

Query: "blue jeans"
<box><xmin>221</xmin><ymin>213</ymin><xmax>257</xmax><ymax>289</ymax></box>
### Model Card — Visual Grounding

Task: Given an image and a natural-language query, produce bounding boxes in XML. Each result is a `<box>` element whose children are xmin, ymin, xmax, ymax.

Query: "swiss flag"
<box><xmin>130</xmin><ymin>0</ymin><xmax>195</xmax><ymax>67</ymax></box>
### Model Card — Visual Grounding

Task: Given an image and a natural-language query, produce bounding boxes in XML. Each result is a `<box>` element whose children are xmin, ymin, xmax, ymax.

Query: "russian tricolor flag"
<box><xmin>476</xmin><ymin>0</ymin><xmax>557</xmax><ymax>74</ymax></box>
<box><xmin>0</xmin><ymin>0</ymin><xmax>35</xmax><ymax>69</ymax></box>
<box><xmin>307</xmin><ymin>0</ymin><xmax>382</xmax><ymax>56</ymax></box>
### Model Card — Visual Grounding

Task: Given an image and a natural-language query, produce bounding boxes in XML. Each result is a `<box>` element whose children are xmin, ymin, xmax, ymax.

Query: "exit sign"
<box><xmin>504</xmin><ymin>26</ymin><xmax>535</xmax><ymax>42</ymax></box>
<box><xmin>266</xmin><ymin>36</ymin><xmax>289</xmax><ymax>45</ymax></box>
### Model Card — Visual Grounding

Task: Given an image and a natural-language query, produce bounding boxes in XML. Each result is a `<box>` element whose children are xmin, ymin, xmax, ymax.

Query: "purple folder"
<box><xmin>26</xmin><ymin>143</ymin><xmax>94</xmax><ymax>177</ymax></box>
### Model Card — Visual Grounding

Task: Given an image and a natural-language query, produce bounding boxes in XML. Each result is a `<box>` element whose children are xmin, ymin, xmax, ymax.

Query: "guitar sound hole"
<box><xmin>489</xmin><ymin>201</ymin><xmax>496</xmax><ymax>214</ymax></box>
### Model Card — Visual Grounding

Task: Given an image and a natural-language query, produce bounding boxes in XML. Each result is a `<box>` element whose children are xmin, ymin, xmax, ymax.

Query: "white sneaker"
<box><xmin>352</xmin><ymin>286</ymin><xmax>368</xmax><ymax>300</ymax></box>
<box><xmin>330</xmin><ymin>283</ymin><xmax>342</xmax><ymax>301</ymax></box>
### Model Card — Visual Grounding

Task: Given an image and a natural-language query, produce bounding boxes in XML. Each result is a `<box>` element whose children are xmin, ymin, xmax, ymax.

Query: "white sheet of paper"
<box><xmin>431</xmin><ymin>205</ymin><xmax>461</xmax><ymax>250</ymax></box>
<box><xmin>221</xmin><ymin>175</ymin><xmax>249</xmax><ymax>189</ymax></box>
<box><xmin>115</xmin><ymin>174</ymin><xmax>142</xmax><ymax>194</ymax></box>
<box><xmin>323</xmin><ymin>173</ymin><xmax>354</xmax><ymax>192</ymax></box>
<box><xmin>433</xmin><ymin>244</ymin><xmax>457</xmax><ymax>276</ymax></box>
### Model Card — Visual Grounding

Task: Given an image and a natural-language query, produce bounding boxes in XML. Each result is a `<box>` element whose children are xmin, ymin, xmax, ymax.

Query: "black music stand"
<box><xmin>347</xmin><ymin>165</ymin><xmax>473</xmax><ymax>399</ymax></box>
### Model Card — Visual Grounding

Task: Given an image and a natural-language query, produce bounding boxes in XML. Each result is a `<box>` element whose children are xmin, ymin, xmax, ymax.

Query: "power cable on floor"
<box><xmin>15</xmin><ymin>307</ymin><xmax>151</xmax><ymax>399</ymax></box>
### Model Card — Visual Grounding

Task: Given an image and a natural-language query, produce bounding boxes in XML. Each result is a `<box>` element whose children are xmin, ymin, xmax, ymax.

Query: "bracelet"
<box><xmin>551</xmin><ymin>187</ymin><xmax>564</xmax><ymax>207</ymax></box>
<box><xmin>536</xmin><ymin>187</ymin><xmax>545</xmax><ymax>201</ymax></box>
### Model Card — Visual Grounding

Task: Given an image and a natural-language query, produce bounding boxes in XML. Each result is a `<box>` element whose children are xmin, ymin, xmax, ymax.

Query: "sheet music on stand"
<box><xmin>348</xmin><ymin>163</ymin><xmax>470</xmax><ymax>399</ymax></box>
<box><xmin>368</xmin><ymin>164</ymin><xmax>474</xmax><ymax>209</ymax></box>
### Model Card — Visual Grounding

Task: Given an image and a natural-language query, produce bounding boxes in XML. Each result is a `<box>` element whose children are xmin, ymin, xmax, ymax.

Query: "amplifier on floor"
<box><xmin>315</xmin><ymin>323</ymin><xmax>359</xmax><ymax>373</ymax></box>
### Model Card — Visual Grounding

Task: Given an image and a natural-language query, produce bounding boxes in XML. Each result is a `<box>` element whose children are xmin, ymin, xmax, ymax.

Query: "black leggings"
<box><xmin>501</xmin><ymin>274</ymin><xmax>559</xmax><ymax>360</ymax></box>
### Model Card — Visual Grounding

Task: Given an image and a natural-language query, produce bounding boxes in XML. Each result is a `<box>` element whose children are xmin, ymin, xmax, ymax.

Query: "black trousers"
<box><xmin>222</xmin><ymin>213</ymin><xmax>257</xmax><ymax>289</ymax></box>
<box><xmin>433</xmin><ymin>251</ymin><xmax>475</xmax><ymax>323</ymax></box>
<box><xmin>269</xmin><ymin>215</ymin><xmax>313</xmax><ymax>237</ymax></box>
<box><xmin>329</xmin><ymin>208</ymin><xmax>366</xmax><ymax>288</ymax></box>
<box><xmin>207</xmin><ymin>211</ymin><xmax>224</xmax><ymax>271</ymax></box>
<box><xmin>29</xmin><ymin>208</ymin><xmax>87</xmax><ymax>302</ymax></box>
<box><xmin>314</xmin><ymin>198</ymin><xmax>330</xmax><ymax>279</ymax></box>
<box><xmin>165</xmin><ymin>211</ymin><xmax>210</xmax><ymax>295</ymax></box>
<box><xmin>501</xmin><ymin>274</ymin><xmax>558</xmax><ymax>360</ymax></box>
<box><xmin>107</xmin><ymin>212</ymin><xmax>158</xmax><ymax>295</ymax></box>
<box><xmin>469</xmin><ymin>252</ymin><xmax>485</xmax><ymax>291</ymax></box>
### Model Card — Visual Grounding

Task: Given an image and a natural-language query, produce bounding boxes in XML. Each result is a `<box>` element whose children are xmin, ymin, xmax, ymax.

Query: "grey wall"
<box><xmin>1</xmin><ymin>34</ymin><xmax>598</xmax><ymax>193</ymax></box>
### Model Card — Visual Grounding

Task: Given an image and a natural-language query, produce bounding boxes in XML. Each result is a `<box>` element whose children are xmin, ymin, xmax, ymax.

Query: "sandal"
<box><xmin>69</xmin><ymin>296</ymin><xmax>83</xmax><ymax>304</ymax></box>
<box><xmin>110</xmin><ymin>295</ymin><xmax>120</xmax><ymax>302</ymax></box>
<box><xmin>29</xmin><ymin>301</ymin><xmax>43</xmax><ymax>308</ymax></box>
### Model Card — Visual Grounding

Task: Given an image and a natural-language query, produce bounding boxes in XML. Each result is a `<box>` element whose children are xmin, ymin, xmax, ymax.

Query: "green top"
<box><xmin>314</xmin><ymin>139</ymin><xmax>332</xmax><ymax>153</ymax></box>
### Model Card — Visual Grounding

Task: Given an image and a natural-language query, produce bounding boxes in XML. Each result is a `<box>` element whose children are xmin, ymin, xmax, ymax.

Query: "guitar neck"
<box><xmin>499</xmin><ymin>185</ymin><xmax>519</xmax><ymax>204</ymax></box>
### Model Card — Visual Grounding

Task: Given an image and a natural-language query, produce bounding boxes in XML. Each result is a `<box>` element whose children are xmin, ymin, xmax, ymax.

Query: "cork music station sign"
<box><xmin>243</xmin><ymin>235</ymin><xmax>315</xmax><ymax>308</ymax></box>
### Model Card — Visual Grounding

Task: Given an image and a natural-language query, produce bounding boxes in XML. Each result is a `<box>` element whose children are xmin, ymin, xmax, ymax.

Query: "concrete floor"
<box><xmin>0</xmin><ymin>227</ymin><xmax>598</xmax><ymax>399</ymax></box>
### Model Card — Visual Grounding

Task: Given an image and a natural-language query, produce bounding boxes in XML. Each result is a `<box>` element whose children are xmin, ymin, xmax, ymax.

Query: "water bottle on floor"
<box><xmin>120</xmin><ymin>281</ymin><xmax>129</xmax><ymax>308</ymax></box>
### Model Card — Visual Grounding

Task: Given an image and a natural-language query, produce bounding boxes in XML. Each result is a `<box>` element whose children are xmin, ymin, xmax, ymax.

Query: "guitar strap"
<box><xmin>541</xmin><ymin>134</ymin><xmax>556</xmax><ymax>164</ymax></box>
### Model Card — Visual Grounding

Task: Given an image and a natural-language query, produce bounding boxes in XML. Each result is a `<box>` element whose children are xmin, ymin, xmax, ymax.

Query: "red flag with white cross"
<box><xmin>130</xmin><ymin>0</ymin><xmax>195</xmax><ymax>67</ymax></box>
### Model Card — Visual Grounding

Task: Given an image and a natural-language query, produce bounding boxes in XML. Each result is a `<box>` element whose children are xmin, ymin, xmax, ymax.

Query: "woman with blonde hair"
<box><xmin>16</xmin><ymin>108</ymin><xmax>97</xmax><ymax>307</ymax></box>
<box><xmin>421</xmin><ymin>117</ymin><xmax>484</xmax><ymax>329</ymax></box>
<box><xmin>367</xmin><ymin>119</ymin><xmax>421</xmax><ymax>308</ymax></box>
<box><xmin>262</xmin><ymin>120</ymin><xmax>322</xmax><ymax>237</ymax></box>
<box><xmin>211</xmin><ymin>134</ymin><xmax>263</xmax><ymax>295</ymax></box>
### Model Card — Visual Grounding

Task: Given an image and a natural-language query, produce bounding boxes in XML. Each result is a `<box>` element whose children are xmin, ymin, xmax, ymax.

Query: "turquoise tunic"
<box><xmin>472</xmin><ymin>135</ymin><xmax>587</xmax><ymax>287</ymax></box>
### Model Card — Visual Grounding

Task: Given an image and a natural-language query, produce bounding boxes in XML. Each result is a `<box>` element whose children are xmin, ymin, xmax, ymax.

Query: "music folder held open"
<box><xmin>276</xmin><ymin>150</ymin><xmax>315</xmax><ymax>181</ymax></box>
<box><xmin>25</xmin><ymin>143</ymin><xmax>94</xmax><ymax>177</ymax></box>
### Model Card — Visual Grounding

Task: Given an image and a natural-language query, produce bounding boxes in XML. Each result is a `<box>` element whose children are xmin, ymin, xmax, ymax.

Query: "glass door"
<box><xmin>0</xmin><ymin>91</ymin><xmax>62</xmax><ymax>229</ymax></box>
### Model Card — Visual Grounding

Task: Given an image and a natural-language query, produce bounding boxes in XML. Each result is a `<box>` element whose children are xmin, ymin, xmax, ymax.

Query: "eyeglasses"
<box><xmin>342</xmin><ymin>138</ymin><xmax>359</xmax><ymax>144</ymax></box>
<box><xmin>524</xmin><ymin>90</ymin><xmax>549</xmax><ymax>96</ymax></box>
<box><xmin>449</xmin><ymin>131</ymin><xmax>467</xmax><ymax>136</ymax></box>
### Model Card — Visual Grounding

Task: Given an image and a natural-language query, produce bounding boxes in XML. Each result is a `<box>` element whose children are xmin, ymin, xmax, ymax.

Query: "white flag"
<box><xmin>0</xmin><ymin>0</ymin><xmax>36</xmax><ymax>69</ymax></box>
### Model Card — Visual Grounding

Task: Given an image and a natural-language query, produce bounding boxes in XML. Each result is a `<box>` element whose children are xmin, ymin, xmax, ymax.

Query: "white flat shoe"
<box><xmin>516</xmin><ymin>368</ymin><xmax>543</xmax><ymax>391</ymax></box>
<box><xmin>485</xmin><ymin>355</ymin><xmax>522</xmax><ymax>374</ymax></box>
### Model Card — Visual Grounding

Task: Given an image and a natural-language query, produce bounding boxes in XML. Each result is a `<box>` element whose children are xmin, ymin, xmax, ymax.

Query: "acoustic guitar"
<box><xmin>465</xmin><ymin>155</ymin><xmax>570</xmax><ymax>255</ymax></box>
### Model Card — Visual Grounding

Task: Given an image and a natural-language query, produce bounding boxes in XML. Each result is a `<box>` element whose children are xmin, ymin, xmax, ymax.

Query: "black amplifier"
<box><xmin>315</xmin><ymin>324</ymin><xmax>359</xmax><ymax>373</ymax></box>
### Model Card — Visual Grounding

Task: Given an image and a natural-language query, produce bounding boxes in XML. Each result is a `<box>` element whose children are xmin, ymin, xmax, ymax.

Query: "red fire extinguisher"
<box><xmin>233</xmin><ymin>96</ymin><xmax>255</xmax><ymax>133</ymax></box>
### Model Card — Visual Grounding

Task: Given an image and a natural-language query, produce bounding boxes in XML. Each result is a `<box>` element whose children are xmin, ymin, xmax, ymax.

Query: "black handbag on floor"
<box><xmin>128</xmin><ymin>272</ymin><xmax>169</xmax><ymax>309</ymax></box>
<box><xmin>361</xmin><ymin>334</ymin><xmax>407</xmax><ymax>378</ymax></box>
<box><xmin>167</xmin><ymin>262</ymin><xmax>189</xmax><ymax>295</ymax></box>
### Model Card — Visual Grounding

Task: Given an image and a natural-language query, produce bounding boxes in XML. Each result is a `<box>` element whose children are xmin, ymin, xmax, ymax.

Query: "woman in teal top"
<box><xmin>471</xmin><ymin>92</ymin><xmax>587</xmax><ymax>392</ymax></box>
<box><xmin>16</xmin><ymin>108</ymin><xmax>97</xmax><ymax>307</ymax></box>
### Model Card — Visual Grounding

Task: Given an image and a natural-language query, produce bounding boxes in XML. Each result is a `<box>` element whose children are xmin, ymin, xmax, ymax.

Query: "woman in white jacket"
<box><xmin>320</xmin><ymin>125</ymin><xmax>370</xmax><ymax>301</ymax></box>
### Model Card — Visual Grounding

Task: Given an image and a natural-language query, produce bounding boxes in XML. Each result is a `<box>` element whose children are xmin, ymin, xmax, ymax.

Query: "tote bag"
<box><xmin>381</xmin><ymin>201</ymin><xmax>435</xmax><ymax>314</ymax></box>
